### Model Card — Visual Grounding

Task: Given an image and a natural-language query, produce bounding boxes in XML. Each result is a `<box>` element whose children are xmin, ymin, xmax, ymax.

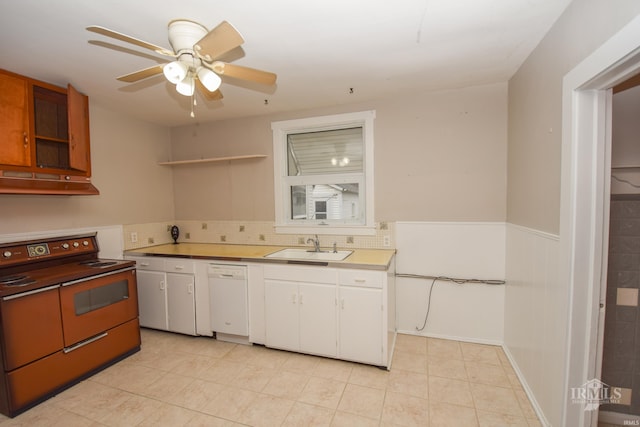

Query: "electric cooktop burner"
<box><xmin>78</xmin><ymin>260</ymin><xmax>119</xmax><ymax>268</ymax></box>
<box><xmin>0</xmin><ymin>275</ymin><xmax>36</xmax><ymax>287</ymax></box>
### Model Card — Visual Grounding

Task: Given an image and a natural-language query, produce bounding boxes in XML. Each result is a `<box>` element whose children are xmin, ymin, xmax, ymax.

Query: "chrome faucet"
<box><xmin>307</xmin><ymin>234</ymin><xmax>321</xmax><ymax>252</ymax></box>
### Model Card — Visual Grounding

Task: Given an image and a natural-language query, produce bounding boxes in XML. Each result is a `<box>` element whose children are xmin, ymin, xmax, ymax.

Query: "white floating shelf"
<box><xmin>158</xmin><ymin>154</ymin><xmax>267</xmax><ymax>166</ymax></box>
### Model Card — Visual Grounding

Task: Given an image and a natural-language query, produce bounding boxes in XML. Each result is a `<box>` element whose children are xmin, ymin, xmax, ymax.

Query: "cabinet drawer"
<box><xmin>164</xmin><ymin>259</ymin><xmax>194</xmax><ymax>274</ymax></box>
<box><xmin>263</xmin><ymin>264</ymin><xmax>336</xmax><ymax>284</ymax></box>
<box><xmin>128</xmin><ymin>256</ymin><xmax>164</xmax><ymax>271</ymax></box>
<box><xmin>338</xmin><ymin>269</ymin><xmax>383</xmax><ymax>288</ymax></box>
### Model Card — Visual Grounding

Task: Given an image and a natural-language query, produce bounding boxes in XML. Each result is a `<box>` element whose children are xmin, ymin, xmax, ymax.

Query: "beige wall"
<box><xmin>507</xmin><ymin>0</ymin><xmax>640</xmax><ymax>234</ymax></box>
<box><xmin>170</xmin><ymin>82</ymin><xmax>507</xmax><ymax>223</ymax></box>
<box><xmin>0</xmin><ymin>104</ymin><xmax>174</xmax><ymax>235</ymax></box>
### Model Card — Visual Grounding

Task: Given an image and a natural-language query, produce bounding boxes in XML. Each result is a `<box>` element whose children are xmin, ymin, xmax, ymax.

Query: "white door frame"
<box><xmin>560</xmin><ymin>15</ymin><xmax>640</xmax><ymax>427</ymax></box>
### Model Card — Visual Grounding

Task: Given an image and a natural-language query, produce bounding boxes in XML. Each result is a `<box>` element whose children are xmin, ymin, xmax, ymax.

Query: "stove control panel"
<box><xmin>0</xmin><ymin>234</ymin><xmax>98</xmax><ymax>268</ymax></box>
<box><xmin>27</xmin><ymin>244</ymin><xmax>50</xmax><ymax>258</ymax></box>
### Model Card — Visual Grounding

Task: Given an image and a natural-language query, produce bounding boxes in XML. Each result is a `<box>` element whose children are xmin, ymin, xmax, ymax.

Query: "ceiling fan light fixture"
<box><xmin>163</xmin><ymin>61</ymin><xmax>188</xmax><ymax>84</ymax></box>
<box><xmin>197</xmin><ymin>67</ymin><xmax>222</xmax><ymax>92</ymax></box>
<box><xmin>176</xmin><ymin>74</ymin><xmax>195</xmax><ymax>96</ymax></box>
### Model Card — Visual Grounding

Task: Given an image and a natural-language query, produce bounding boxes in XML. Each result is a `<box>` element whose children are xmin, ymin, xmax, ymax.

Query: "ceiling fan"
<box><xmin>86</xmin><ymin>19</ymin><xmax>277</xmax><ymax>103</ymax></box>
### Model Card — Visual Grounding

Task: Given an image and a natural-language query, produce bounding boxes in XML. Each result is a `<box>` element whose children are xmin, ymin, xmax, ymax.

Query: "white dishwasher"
<box><xmin>208</xmin><ymin>264</ymin><xmax>249</xmax><ymax>342</ymax></box>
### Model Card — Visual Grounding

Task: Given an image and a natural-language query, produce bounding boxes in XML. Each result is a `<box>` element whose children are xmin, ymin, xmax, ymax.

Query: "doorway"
<box><xmin>597</xmin><ymin>83</ymin><xmax>640</xmax><ymax>426</ymax></box>
<box><xmin>559</xmin><ymin>15</ymin><xmax>640</xmax><ymax>427</ymax></box>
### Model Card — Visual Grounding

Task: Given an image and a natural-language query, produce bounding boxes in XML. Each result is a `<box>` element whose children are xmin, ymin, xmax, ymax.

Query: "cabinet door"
<box><xmin>264</xmin><ymin>280</ymin><xmax>299</xmax><ymax>351</ymax></box>
<box><xmin>136</xmin><ymin>270</ymin><xmax>168</xmax><ymax>330</ymax></box>
<box><xmin>166</xmin><ymin>273</ymin><xmax>196</xmax><ymax>335</ymax></box>
<box><xmin>299</xmin><ymin>283</ymin><xmax>337</xmax><ymax>358</ymax></box>
<box><xmin>339</xmin><ymin>287</ymin><xmax>383</xmax><ymax>365</ymax></box>
<box><xmin>67</xmin><ymin>84</ymin><xmax>90</xmax><ymax>174</ymax></box>
<box><xmin>0</xmin><ymin>72</ymin><xmax>31</xmax><ymax>167</ymax></box>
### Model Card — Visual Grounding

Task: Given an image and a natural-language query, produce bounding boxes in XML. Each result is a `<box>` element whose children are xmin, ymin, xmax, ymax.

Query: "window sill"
<box><xmin>275</xmin><ymin>225</ymin><xmax>377</xmax><ymax>236</ymax></box>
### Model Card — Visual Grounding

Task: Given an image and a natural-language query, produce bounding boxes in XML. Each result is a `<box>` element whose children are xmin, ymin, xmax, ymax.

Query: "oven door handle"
<box><xmin>63</xmin><ymin>332</ymin><xmax>108</xmax><ymax>354</ymax></box>
<box><xmin>61</xmin><ymin>266</ymin><xmax>136</xmax><ymax>287</ymax></box>
<box><xmin>2</xmin><ymin>284</ymin><xmax>60</xmax><ymax>301</ymax></box>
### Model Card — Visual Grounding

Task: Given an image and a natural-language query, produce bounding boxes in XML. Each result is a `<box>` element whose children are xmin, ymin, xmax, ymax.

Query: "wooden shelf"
<box><xmin>158</xmin><ymin>154</ymin><xmax>267</xmax><ymax>166</ymax></box>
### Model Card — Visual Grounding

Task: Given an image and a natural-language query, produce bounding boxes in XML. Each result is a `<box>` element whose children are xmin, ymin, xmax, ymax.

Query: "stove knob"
<box><xmin>3</xmin><ymin>251</ymin><xmax>11</xmax><ymax>258</ymax></box>
<box><xmin>73</xmin><ymin>242</ymin><xmax>80</xmax><ymax>248</ymax></box>
<box><xmin>62</xmin><ymin>243</ymin><xmax>70</xmax><ymax>249</ymax></box>
<box><xmin>83</xmin><ymin>240</ymin><xmax>89</xmax><ymax>246</ymax></box>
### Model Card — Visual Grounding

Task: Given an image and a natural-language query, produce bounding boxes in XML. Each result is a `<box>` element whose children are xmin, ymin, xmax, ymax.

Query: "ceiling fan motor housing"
<box><xmin>167</xmin><ymin>20</ymin><xmax>208</xmax><ymax>54</ymax></box>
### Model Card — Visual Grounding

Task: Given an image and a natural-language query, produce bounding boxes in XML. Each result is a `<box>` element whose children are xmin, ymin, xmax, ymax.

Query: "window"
<box><xmin>272</xmin><ymin>111</ymin><xmax>375</xmax><ymax>234</ymax></box>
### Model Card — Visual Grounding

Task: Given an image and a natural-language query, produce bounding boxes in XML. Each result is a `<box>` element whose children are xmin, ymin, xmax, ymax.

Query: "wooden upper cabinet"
<box><xmin>0</xmin><ymin>69</ymin><xmax>92</xmax><ymax>177</ymax></box>
<box><xmin>67</xmin><ymin>84</ymin><xmax>90</xmax><ymax>174</ymax></box>
<box><xmin>0</xmin><ymin>72</ymin><xmax>31</xmax><ymax>167</ymax></box>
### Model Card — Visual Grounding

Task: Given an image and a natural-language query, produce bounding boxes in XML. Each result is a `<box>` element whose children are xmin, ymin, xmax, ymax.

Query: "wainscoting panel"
<box><xmin>395</xmin><ymin>221</ymin><xmax>506</xmax><ymax>344</ymax></box>
<box><xmin>503</xmin><ymin>223</ymin><xmax>562</xmax><ymax>427</ymax></box>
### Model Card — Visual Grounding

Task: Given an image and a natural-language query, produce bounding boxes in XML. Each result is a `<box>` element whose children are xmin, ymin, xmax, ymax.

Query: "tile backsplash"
<box><xmin>123</xmin><ymin>220</ymin><xmax>395</xmax><ymax>251</ymax></box>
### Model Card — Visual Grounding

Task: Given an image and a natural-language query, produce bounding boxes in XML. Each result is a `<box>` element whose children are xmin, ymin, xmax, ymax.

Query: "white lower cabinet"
<box><xmin>339</xmin><ymin>286</ymin><xmax>383</xmax><ymax>365</ymax></box>
<box><xmin>338</xmin><ymin>269</ymin><xmax>385</xmax><ymax>365</ymax></box>
<box><xmin>166</xmin><ymin>272</ymin><xmax>196</xmax><ymax>335</ymax></box>
<box><xmin>263</xmin><ymin>264</ymin><xmax>394</xmax><ymax>367</ymax></box>
<box><xmin>126</xmin><ymin>256</ymin><xmax>197</xmax><ymax>336</ymax></box>
<box><xmin>265</xmin><ymin>280</ymin><xmax>336</xmax><ymax>358</ymax></box>
<box><xmin>136</xmin><ymin>270</ymin><xmax>168</xmax><ymax>330</ymax></box>
<box><xmin>264</xmin><ymin>265</ymin><xmax>337</xmax><ymax>358</ymax></box>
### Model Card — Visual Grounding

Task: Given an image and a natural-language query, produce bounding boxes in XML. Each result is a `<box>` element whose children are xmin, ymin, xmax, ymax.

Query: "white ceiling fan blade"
<box><xmin>211</xmin><ymin>61</ymin><xmax>277</xmax><ymax>86</ymax></box>
<box><xmin>87</xmin><ymin>26</ymin><xmax>175</xmax><ymax>57</ymax></box>
<box><xmin>117</xmin><ymin>65</ymin><xmax>165</xmax><ymax>83</ymax></box>
<box><xmin>194</xmin><ymin>21</ymin><xmax>244</xmax><ymax>62</ymax></box>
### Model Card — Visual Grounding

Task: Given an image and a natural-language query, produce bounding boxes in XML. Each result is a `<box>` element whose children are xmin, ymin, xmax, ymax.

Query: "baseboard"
<box><xmin>501</xmin><ymin>344</ymin><xmax>550</xmax><ymax>427</ymax></box>
<box><xmin>396</xmin><ymin>328</ymin><xmax>503</xmax><ymax>347</ymax></box>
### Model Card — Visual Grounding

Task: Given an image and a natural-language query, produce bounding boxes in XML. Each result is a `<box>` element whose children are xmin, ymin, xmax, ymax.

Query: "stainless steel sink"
<box><xmin>264</xmin><ymin>248</ymin><xmax>353</xmax><ymax>261</ymax></box>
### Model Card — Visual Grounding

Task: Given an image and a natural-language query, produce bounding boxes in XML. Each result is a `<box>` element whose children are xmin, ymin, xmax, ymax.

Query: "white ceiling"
<box><xmin>1</xmin><ymin>0</ymin><xmax>571</xmax><ymax>127</ymax></box>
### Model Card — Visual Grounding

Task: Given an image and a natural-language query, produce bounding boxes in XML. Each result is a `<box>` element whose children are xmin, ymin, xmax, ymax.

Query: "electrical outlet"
<box><xmin>383</xmin><ymin>235</ymin><xmax>391</xmax><ymax>247</ymax></box>
<box><xmin>185</xmin><ymin>232</ymin><xmax>190</xmax><ymax>239</ymax></box>
<box><xmin>130</xmin><ymin>232</ymin><xmax>138</xmax><ymax>243</ymax></box>
<box><xmin>220</xmin><ymin>235</ymin><xmax>226</xmax><ymax>242</ymax></box>
<box><xmin>259</xmin><ymin>234</ymin><xmax>265</xmax><ymax>241</ymax></box>
<box><xmin>201</xmin><ymin>223</ymin><xmax>208</xmax><ymax>230</ymax></box>
<box><xmin>298</xmin><ymin>237</ymin><xmax>305</xmax><ymax>244</ymax></box>
<box><xmin>167</xmin><ymin>225</ymin><xmax>172</xmax><ymax>232</ymax></box>
<box><xmin>380</xmin><ymin>221</ymin><xmax>388</xmax><ymax>230</ymax></box>
<box><xmin>346</xmin><ymin>236</ymin><xmax>354</xmax><ymax>244</ymax></box>
<box><xmin>148</xmin><ymin>237</ymin><xmax>154</xmax><ymax>244</ymax></box>
<box><xmin>239</xmin><ymin>225</ymin><xmax>245</xmax><ymax>232</ymax></box>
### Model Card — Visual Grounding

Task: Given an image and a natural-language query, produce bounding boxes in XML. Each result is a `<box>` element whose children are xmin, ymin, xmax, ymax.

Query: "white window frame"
<box><xmin>272</xmin><ymin>110</ymin><xmax>375</xmax><ymax>235</ymax></box>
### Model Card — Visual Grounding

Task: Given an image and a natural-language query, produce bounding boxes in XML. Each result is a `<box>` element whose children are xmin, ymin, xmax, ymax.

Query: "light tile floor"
<box><xmin>0</xmin><ymin>330</ymin><xmax>543</xmax><ymax>426</ymax></box>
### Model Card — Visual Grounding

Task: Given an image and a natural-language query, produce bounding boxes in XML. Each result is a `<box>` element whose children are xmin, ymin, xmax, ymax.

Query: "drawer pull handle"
<box><xmin>64</xmin><ymin>332</ymin><xmax>108</xmax><ymax>354</ymax></box>
<box><xmin>174</xmin><ymin>266</ymin><xmax>184</xmax><ymax>270</ymax></box>
<box><xmin>2</xmin><ymin>284</ymin><xmax>60</xmax><ymax>300</ymax></box>
<box><xmin>140</xmin><ymin>262</ymin><xmax>150</xmax><ymax>267</ymax></box>
<box><xmin>354</xmin><ymin>279</ymin><xmax>367</xmax><ymax>283</ymax></box>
